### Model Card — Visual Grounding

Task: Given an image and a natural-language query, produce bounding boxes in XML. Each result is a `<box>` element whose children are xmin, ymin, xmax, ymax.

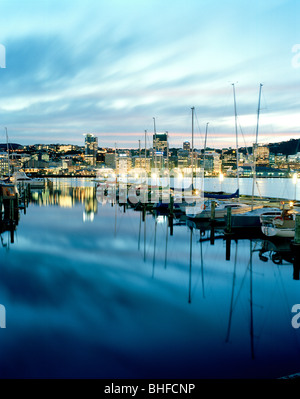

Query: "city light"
<box><xmin>219</xmin><ymin>172</ymin><xmax>224</xmax><ymax>191</ymax></box>
<box><xmin>293</xmin><ymin>173</ymin><xmax>298</xmax><ymax>200</ymax></box>
<box><xmin>292</xmin><ymin>173</ymin><xmax>298</xmax><ymax>185</ymax></box>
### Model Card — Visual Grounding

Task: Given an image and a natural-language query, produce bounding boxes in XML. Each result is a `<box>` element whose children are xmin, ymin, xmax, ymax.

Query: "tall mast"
<box><xmin>232</xmin><ymin>83</ymin><xmax>239</xmax><ymax>199</ymax></box>
<box><xmin>203</xmin><ymin>122</ymin><xmax>209</xmax><ymax>174</ymax></box>
<box><xmin>114</xmin><ymin>142</ymin><xmax>117</xmax><ymax>176</ymax></box>
<box><xmin>191</xmin><ymin>107</ymin><xmax>194</xmax><ymax>189</ymax></box>
<box><xmin>251</xmin><ymin>83</ymin><xmax>263</xmax><ymax>210</ymax></box>
<box><xmin>138</xmin><ymin>139</ymin><xmax>141</xmax><ymax>163</ymax></box>
<box><xmin>166</xmin><ymin>131</ymin><xmax>169</xmax><ymax>170</ymax></box>
<box><xmin>153</xmin><ymin>117</ymin><xmax>157</xmax><ymax>170</ymax></box>
<box><xmin>144</xmin><ymin>130</ymin><xmax>147</xmax><ymax>164</ymax></box>
<box><xmin>5</xmin><ymin>127</ymin><xmax>10</xmax><ymax>178</ymax></box>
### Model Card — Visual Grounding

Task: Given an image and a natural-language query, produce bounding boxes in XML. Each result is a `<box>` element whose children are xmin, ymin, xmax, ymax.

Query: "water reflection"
<box><xmin>29</xmin><ymin>180</ymin><xmax>98</xmax><ymax>222</ymax></box>
<box><xmin>0</xmin><ymin>178</ymin><xmax>300</xmax><ymax>378</ymax></box>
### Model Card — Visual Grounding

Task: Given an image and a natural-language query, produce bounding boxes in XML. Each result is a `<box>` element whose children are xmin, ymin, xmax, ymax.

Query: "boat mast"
<box><xmin>191</xmin><ymin>107</ymin><xmax>194</xmax><ymax>189</ymax></box>
<box><xmin>138</xmin><ymin>139</ymin><xmax>141</xmax><ymax>160</ymax></box>
<box><xmin>251</xmin><ymin>83</ymin><xmax>263</xmax><ymax>210</ymax></box>
<box><xmin>232</xmin><ymin>84</ymin><xmax>239</xmax><ymax>200</ymax></box>
<box><xmin>203</xmin><ymin>122</ymin><xmax>209</xmax><ymax>175</ymax></box>
<box><xmin>144</xmin><ymin>130</ymin><xmax>147</xmax><ymax>173</ymax></box>
<box><xmin>5</xmin><ymin>127</ymin><xmax>10</xmax><ymax>179</ymax></box>
<box><xmin>153</xmin><ymin>117</ymin><xmax>157</xmax><ymax>171</ymax></box>
<box><xmin>166</xmin><ymin>131</ymin><xmax>169</xmax><ymax>170</ymax></box>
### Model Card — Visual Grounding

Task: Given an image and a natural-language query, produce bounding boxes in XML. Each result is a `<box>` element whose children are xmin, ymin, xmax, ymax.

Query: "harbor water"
<box><xmin>0</xmin><ymin>177</ymin><xmax>300</xmax><ymax>378</ymax></box>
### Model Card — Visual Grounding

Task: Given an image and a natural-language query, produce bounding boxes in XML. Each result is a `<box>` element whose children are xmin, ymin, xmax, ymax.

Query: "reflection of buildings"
<box><xmin>0</xmin><ymin>152</ymin><xmax>10</xmax><ymax>175</ymax></box>
<box><xmin>30</xmin><ymin>184</ymin><xmax>98</xmax><ymax>221</ymax></box>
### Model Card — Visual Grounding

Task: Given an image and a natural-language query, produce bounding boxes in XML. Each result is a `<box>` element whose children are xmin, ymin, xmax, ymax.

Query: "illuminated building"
<box><xmin>183</xmin><ymin>141</ymin><xmax>190</xmax><ymax>151</ymax></box>
<box><xmin>84</xmin><ymin>133</ymin><xmax>98</xmax><ymax>166</ymax></box>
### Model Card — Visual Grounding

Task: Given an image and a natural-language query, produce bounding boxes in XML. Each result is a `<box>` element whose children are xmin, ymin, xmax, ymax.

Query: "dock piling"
<box><xmin>291</xmin><ymin>214</ymin><xmax>300</xmax><ymax>272</ymax></box>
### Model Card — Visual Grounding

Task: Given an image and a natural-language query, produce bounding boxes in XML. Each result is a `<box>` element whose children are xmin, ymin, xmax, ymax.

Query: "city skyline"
<box><xmin>0</xmin><ymin>0</ymin><xmax>299</xmax><ymax>149</ymax></box>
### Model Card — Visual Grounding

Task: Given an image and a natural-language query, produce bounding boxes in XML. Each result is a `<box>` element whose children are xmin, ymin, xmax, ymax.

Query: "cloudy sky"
<box><xmin>0</xmin><ymin>0</ymin><xmax>299</xmax><ymax>149</ymax></box>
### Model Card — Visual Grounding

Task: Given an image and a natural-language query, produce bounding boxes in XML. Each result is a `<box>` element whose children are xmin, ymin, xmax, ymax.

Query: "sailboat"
<box><xmin>185</xmin><ymin>85</ymin><xmax>254</xmax><ymax>220</ymax></box>
<box><xmin>261</xmin><ymin>208</ymin><xmax>298</xmax><ymax>238</ymax></box>
<box><xmin>0</xmin><ymin>128</ymin><xmax>18</xmax><ymax>199</ymax></box>
<box><xmin>230</xmin><ymin>84</ymin><xmax>282</xmax><ymax>230</ymax></box>
<box><xmin>10</xmin><ymin>170</ymin><xmax>45</xmax><ymax>188</ymax></box>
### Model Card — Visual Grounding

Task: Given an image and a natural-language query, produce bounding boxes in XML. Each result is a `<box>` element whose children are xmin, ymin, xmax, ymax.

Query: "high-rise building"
<box><xmin>84</xmin><ymin>134</ymin><xmax>98</xmax><ymax>166</ymax></box>
<box><xmin>152</xmin><ymin>132</ymin><xmax>169</xmax><ymax>169</ymax></box>
<box><xmin>153</xmin><ymin>132</ymin><xmax>168</xmax><ymax>155</ymax></box>
<box><xmin>183</xmin><ymin>141</ymin><xmax>190</xmax><ymax>151</ymax></box>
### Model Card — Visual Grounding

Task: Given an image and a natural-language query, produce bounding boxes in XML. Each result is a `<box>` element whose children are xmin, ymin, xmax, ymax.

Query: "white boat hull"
<box><xmin>261</xmin><ymin>224</ymin><xmax>295</xmax><ymax>238</ymax></box>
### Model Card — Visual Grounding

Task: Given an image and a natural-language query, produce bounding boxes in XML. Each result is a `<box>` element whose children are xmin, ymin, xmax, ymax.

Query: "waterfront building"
<box><xmin>84</xmin><ymin>134</ymin><xmax>98</xmax><ymax>166</ymax></box>
<box><xmin>269</xmin><ymin>153</ymin><xmax>275</xmax><ymax>167</ymax></box>
<box><xmin>203</xmin><ymin>151</ymin><xmax>222</xmax><ymax>175</ymax></box>
<box><xmin>221</xmin><ymin>148</ymin><xmax>238</xmax><ymax>172</ymax></box>
<box><xmin>133</xmin><ymin>157</ymin><xmax>151</xmax><ymax>173</ymax></box>
<box><xmin>274</xmin><ymin>153</ymin><xmax>287</xmax><ymax>168</ymax></box>
<box><xmin>240</xmin><ymin>165</ymin><xmax>288</xmax><ymax>177</ymax></box>
<box><xmin>253</xmin><ymin>144</ymin><xmax>270</xmax><ymax>166</ymax></box>
<box><xmin>105</xmin><ymin>152</ymin><xmax>116</xmax><ymax>169</ymax></box>
<box><xmin>177</xmin><ymin>149</ymin><xmax>190</xmax><ymax>169</ymax></box>
<box><xmin>117</xmin><ymin>153</ymin><xmax>132</xmax><ymax>175</ymax></box>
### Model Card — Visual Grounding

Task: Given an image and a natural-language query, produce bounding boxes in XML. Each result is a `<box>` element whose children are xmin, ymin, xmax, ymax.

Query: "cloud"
<box><xmin>0</xmin><ymin>0</ymin><xmax>299</xmax><ymax>147</ymax></box>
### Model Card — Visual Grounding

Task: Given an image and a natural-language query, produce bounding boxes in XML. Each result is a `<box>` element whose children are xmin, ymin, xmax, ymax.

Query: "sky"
<box><xmin>0</xmin><ymin>0</ymin><xmax>299</xmax><ymax>149</ymax></box>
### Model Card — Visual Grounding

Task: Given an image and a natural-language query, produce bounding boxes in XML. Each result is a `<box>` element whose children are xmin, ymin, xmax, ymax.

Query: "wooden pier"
<box><xmin>0</xmin><ymin>182</ymin><xmax>31</xmax><ymax>245</ymax></box>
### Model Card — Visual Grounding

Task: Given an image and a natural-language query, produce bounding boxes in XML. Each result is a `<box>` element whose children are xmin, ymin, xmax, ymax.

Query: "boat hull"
<box><xmin>261</xmin><ymin>224</ymin><xmax>295</xmax><ymax>238</ymax></box>
<box><xmin>186</xmin><ymin>204</ymin><xmax>260</xmax><ymax>220</ymax></box>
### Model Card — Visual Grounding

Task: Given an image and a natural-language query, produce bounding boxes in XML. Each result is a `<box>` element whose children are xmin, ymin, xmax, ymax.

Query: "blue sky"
<box><xmin>0</xmin><ymin>0</ymin><xmax>299</xmax><ymax>149</ymax></box>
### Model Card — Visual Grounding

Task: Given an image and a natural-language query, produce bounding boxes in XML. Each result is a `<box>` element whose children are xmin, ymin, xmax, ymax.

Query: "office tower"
<box><xmin>153</xmin><ymin>132</ymin><xmax>168</xmax><ymax>155</ymax></box>
<box><xmin>84</xmin><ymin>134</ymin><xmax>98</xmax><ymax>166</ymax></box>
<box><xmin>183</xmin><ymin>141</ymin><xmax>191</xmax><ymax>151</ymax></box>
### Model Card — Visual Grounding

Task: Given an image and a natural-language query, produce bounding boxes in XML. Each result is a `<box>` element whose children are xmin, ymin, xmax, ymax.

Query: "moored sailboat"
<box><xmin>261</xmin><ymin>209</ymin><xmax>298</xmax><ymax>238</ymax></box>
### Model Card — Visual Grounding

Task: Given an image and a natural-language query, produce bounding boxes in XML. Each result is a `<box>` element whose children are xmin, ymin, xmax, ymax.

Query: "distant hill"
<box><xmin>0</xmin><ymin>143</ymin><xmax>23</xmax><ymax>151</ymax></box>
<box><xmin>240</xmin><ymin>139</ymin><xmax>300</xmax><ymax>155</ymax></box>
<box><xmin>268</xmin><ymin>139</ymin><xmax>300</xmax><ymax>155</ymax></box>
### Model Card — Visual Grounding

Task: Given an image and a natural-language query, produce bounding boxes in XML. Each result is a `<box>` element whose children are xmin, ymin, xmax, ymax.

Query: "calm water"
<box><xmin>0</xmin><ymin>177</ymin><xmax>300</xmax><ymax>379</ymax></box>
<box><xmin>204</xmin><ymin>177</ymin><xmax>299</xmax><ymax>200</ymax></box>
